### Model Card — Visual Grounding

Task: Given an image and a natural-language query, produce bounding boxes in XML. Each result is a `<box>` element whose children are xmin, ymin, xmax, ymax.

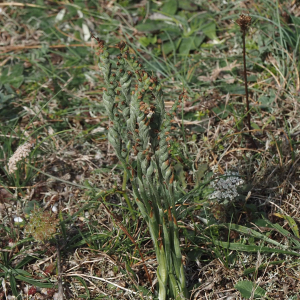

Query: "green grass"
<box><xmin>1</xmin><ymin>0</ymin><xmax>300</xmax><ymax>299</ymax></box>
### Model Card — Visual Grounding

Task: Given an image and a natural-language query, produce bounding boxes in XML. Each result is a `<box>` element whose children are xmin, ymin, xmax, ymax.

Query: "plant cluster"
<box><xmin>94</xmin><ymin>36</ymin><xmax>188</xmax><ymax>299</ymax></box>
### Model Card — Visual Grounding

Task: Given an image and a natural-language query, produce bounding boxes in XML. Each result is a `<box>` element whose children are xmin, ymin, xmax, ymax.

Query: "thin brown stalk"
<box><xmin>242</xmin><ymin>30</ymin><xmax>251</xmax><ymax>131</ymax></box>
<box><xmin>237</xmin><ymin>13</ymin><xmax>257</xmax><ymax>148</ymax></box>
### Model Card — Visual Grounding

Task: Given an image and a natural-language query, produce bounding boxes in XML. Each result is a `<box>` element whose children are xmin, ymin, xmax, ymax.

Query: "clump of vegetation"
<box><xmin>2</xmin><ymin>1</ymin><xmax>300</xmax><ymax>299</ymax></box>
<box><xmin>94</xmin><ymin>36</ymin><xmax>188</xmax><ymax>299</ymax></box>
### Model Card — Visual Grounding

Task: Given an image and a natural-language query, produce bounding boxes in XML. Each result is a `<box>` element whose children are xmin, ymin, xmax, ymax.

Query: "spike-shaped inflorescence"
<box><xmin>94</xmin><ymin>37</ymin><xmax>188</xmax><ymax>300</ymax></box>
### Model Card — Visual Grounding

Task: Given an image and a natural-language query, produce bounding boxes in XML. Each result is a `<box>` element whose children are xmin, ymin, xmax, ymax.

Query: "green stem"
<box><xmin>122</xmin><ymin>166</ymin><xmax>136</xmax><ymax>220</ymax></box>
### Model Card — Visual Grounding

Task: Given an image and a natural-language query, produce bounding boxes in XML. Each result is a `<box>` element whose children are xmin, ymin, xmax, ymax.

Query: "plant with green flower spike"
<box><xmin>93</xmin><ymin>36</ymin><xmax>188</xmax><ymax>299</ymax></box>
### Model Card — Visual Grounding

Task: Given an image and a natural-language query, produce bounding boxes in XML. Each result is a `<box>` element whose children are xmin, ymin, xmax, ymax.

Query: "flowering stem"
<box><xmin>236</xmin><ymin>13</ymin><xmax>257</xmax><ymax>148</ymax></box>
<box><xmin>242</xmin><ymin>30</ymin><xmax>251</xmax><ymax>132</ymax></box>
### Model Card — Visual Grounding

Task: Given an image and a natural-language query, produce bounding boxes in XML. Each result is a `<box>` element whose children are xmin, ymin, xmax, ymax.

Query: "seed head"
<box><xmin>117</xmin><ymin>41</ymin><xmax>126</xmax><ymax>51</ymax></box>
<box><xmin>92</xmin><ymin>35</ymin><xmax>105</xmax><ymax>51</ymax></box>
<box><xmin>236</xmin><ymin>13</ymin><xmax>252</xmax><ymax>32</ymax></box>
<box><xmin>8</xmin><ymin>141</ymin><xmax>35</xmax><ymax>174</ymax></box>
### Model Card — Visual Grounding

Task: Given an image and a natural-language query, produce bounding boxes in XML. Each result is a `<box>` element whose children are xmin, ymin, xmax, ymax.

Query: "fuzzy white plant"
<box><xmin>7</xmin><ymin>141</ymin><xmax>34</xmax><ymax>174</ymax></box>
<box><xmin>209</xmin><ymin>170</ymin><xmax>244</xmax><ymax>202</ymax></box>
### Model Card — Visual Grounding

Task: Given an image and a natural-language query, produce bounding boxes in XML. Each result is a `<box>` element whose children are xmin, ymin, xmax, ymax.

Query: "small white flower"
<box><xmin>52</xmin><ymin>204</ymin><xmax>58</xmax><ymax>213</ymax></box>
<box><xmin>14</xmin><ymin>217</ymin><xmax>23</xmax><ymax>223</ymax></box>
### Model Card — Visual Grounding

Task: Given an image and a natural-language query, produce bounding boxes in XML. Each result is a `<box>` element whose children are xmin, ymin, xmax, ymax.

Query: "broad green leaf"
<box><xmin>9</xmin><ymin>275</ymin><xmax>21</xmax><ymax>299</ymax></box>
<box><xmin>161</xmin><ymin>0</ymin><xmax>178</xmax><ymax>15</ymax></box>
<box><xmin>66</xmin><ymin>4</ymin><xmax>78</xmax><ymax>17</ymax></box>
<box><xmin>162</xmin><ymin>38</ymin><xmax>181</xmax><ymax>55</ymax></box>
<box><xmin>179</xmin><ymin>37</ymin><xmax>193</xmax><ymax>55</ymax></box>
<box><xmin>190</xmin><ymin>125</ymin><xmax>206</xmax><ymax>133</ymax></box>
<box><xmin>235</xmin><ymin>280</ymin><xmax>266</xmax><ymax>299</ymax></box>
<box><xmin>136</xmin><ymin>284</ymin><xmax>152</xmax><ymax>296</ymax></box>
<box><xmin>73</xmin><ymin>0</ymin><xmax>85</xmax><ymax>8</ymax></box>
<box><xmin>0</xmin><ymin>262</ymin><xmax>9</xmax><ymax>273</ymax></box>
<box><xmin>162</xmin><ymin>41</ymin><xmax>175</xmax><ymax>55</ymax></box>
<box><xmin>191</xmin><ymin>35</ymin><xmax>205</xmax><ymax>49</ymax></box>
<box><xmin>247</xmin><ymin>75</ymin><xmax>258</xmax><ymax>82</ymax></box>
